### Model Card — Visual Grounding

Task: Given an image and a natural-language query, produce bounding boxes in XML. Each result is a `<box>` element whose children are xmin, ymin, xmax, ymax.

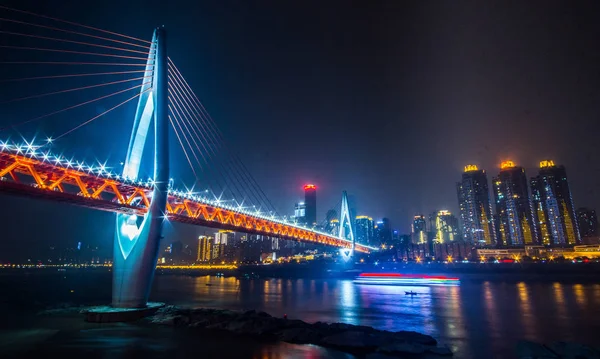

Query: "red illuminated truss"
<box><xmin>0</xmin><ymin>152</ymin><xmax>370</xmax><ymax>253</ymax></box>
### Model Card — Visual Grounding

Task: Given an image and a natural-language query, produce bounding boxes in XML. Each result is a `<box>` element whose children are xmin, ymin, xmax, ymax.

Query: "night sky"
<box><xmin>1</xmin><ymin>1</ymin><xmax>600</xmax><ymax>260</ymax></box>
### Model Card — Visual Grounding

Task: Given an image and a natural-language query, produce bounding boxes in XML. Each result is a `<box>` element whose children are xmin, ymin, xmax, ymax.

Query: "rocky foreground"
<box><xmin>147</xmin><ymin>306</ymin><xmax>453</xmax><ymax>357</ymax></box>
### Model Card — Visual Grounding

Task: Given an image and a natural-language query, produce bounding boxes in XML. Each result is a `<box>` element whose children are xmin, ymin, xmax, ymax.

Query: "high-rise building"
<box><xmin>215</xmin><ymin>230</ymin><xmax>237</xmax><ymax>262</ymax></box>
<box><xmin>430</xmin><ymin>210</ymin><xmax>459</xmax><ymax>243</ymax></box>
<box><xmin>411</xmin><ymin>215</ymin><xmax>428</xmax><ymax>244</ymax></box>
<box><xmin>577</xmin><ymin>208</ymin><xmax>598</xmax><ymax>239</ymax></box>
<box><xmin>493</xmin><ymin>160</ymin><xmax>537</xmax><ymax>246</ymax></box>
<box><xmin>304</xmin><ymin>184</ymin><xmax>317</xmax><ymax>227</ymax></box>
<box><xmin>355</xmin><ymin>216</ymin><xmax>375</xmax><ymax>246</ymax></box>
<box><xmin>294</xmin><ymin>202</ymin><xmax>306</xmax><ymax>225</ymax></box>
<box><xmin>530</xmin><ymin>161</ymin><xmax>580</xmax><ymax>245</ymax></box>
<box><xmin>196</xmin><ymin>235</ymin><xmax>212</xmax><ymax>262</ymax></box>
<box><xmin>325</xmin><ymin>209</ymin><xmax>338</xmax><ymax>234</ymax></box>
<box><xmin>457</xmin><ymin>165</ymin><xmax>496</xmax><ymax>245</ymax></box>
<box><xmin>375</xmin><ymin>218</ymin><xmax>392</xmax><ymax>245</ymax></box>
<box><xmin>329</xmin><ymin>219</ymin><xmax>340</xmax><ymax>236</ymax></box>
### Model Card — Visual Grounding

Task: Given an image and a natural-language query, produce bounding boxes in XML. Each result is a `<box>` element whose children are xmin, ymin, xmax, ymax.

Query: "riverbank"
<box><xmin>4</xmin><ymin>261</ymin><xmax>600</xmax><ymax>283</ymax></box>
<box><xmin>145</xmin><ymin>306</ymin><xmax>452</xmax><ymax>357</ymax></box>
<box><xmin>0</xmin><ymin>304</ymin><xmax>452</xmax><ymax>358</ymax></box>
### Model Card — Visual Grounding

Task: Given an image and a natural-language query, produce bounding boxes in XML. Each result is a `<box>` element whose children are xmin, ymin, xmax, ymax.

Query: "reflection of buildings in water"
<box><xmin>262</xmin><ymin>279</ymin><xmax>283</xmax><ymax>309</ymax></box>
<box><xmin>482</xmin><ymin>281</ymin><xmax>502</xmax><ymax>354</ymax></box>
<box><xmin>553</xmin><ymin>282</ymin><xmax>569</xmax><ymax>330</ymax></box>
<box><xmin>193</xmin><ymin>275</ymin><xmax>240</xmax><ymax>302</ymax></box>
<box><xmin>339</xmin><ymin>280</ymin><xmax>358</xmax><ymax>325</ymax></box>
<box><xmin>573</xmin><ymin>284</ymin><xmax>587</xmax><ymax>308</ymax></box>
<box><xmin>442</xmin><ymin>285</ymin><xmax>466</xmax><ymax>342</ymax></box>
<box><xmin>296</xmin><ymin>279</ymin><xmax>304</xmax><ymax>298</ymax></box>
<box><xmin>264</xmin><ymin>279</ymin><xmax>270</xmax><ymax>303</ymax></box>
<box><xmin>517</xmin><ymin>282</ymin><xmax>538</xmax><ymax>338</ymax></box>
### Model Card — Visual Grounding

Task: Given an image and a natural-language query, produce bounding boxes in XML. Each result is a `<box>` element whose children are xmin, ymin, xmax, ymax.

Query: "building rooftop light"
<box><xmin>464</xmin><ymin>164</ymin><xmax>478</xmax><ymax>172</ymax></box>
<box><xmin>540</xmin><ymin>160</ymin><xmax>555</xmax><ymax>168</ymax></box>
<box><xmin>500</xmin><ymin>160</ymin><xmax>516</xmax><ymax>169</ymax></box>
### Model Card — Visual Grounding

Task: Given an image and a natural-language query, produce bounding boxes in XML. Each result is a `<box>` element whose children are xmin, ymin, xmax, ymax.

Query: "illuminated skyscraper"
<box><xmin>430</xmin><ymin>210</ymin><xmax>459</xmax><ymax>243</ymax></box>
<box><xmin>411</xmin><ymin>215</ymin><xmax>428</xmax><ymax>244</ymax></box>
<box><xmin>493</xmin><ymin>161</ymin><xmax>537</xmax><ymax>246</ymax></box>
<box><xmin>457</xmin><ymin>165</ymin><xmax>496</xmax><ymax>245</ymax></box>
<box><xmin>530</xmin><ymin>161</ymin><xmax>580</xmax><ymax>245</ymax></box>
<box><xmin>196</xmin><ymin>235</ymin><xmax>212</xmax><ymax>262</ymax></box>
<box><xmin>329</xmin><ymin>219</ymin><xmax>340</xmax><ymax>236</ymax></box>
<box><xmin>213</xmin><ymin>230</ymin><xmax>235</xmax><ymax>261</ymax></box>
<box><xmin>355</xmin><ymin>216</ymin><xmax>375</xmax><ymax>246</ymax></box>
<box><xmin>304</xmin><ymin>184</ymin><xmax>317</xmax><ymax>227</ymax></box>
<box><xmin>294</xmin><ymin>202</ymin><xmax>306</xmax><ymax>225</ymax></box>
<box><xmin>325</xmin><ymin>209</ymin><xmax>338</xmax><ymax>234</ymax></box>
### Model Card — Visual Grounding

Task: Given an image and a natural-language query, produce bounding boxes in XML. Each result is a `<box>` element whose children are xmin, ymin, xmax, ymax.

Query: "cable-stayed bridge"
<box><xmin>0</xmin><ymin>6</ymin><xmax>374</xmax><ymax>307</ymax></box>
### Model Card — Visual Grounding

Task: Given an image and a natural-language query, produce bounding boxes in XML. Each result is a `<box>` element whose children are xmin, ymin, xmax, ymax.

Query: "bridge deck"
<box><xmin>0</xmin><ymin>151</ymin><xmax>371</xmax><ymax>253</ymax></box>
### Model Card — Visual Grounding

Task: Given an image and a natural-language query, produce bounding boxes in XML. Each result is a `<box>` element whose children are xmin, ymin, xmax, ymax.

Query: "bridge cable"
<box><xmin>168</xmin><ymin>87</ymin><xmax>235</xmax><ymax>200</ymax></box>
<box><xmin>167</xmin><ymin>66</ymin><xmax>272</xmax><ymax>213</ymax></box>
<box><xmin>168</xmin><ymin>77</ymin><xmax>263</xmax><ymax>211</ymax></box>
<box><xmin>0</xmin><ymin>61</ymin><xmax>154</xmax><ymax>67</ymax></box>
<box><xmin>1</xmin><ymin>76</ymin><xmax>152</xmax><ymax>104</ymax></box>
<box><xmin>168</xmin><ymin>115</ymin><xmax>199</xmax><ymax>180</ymax></box>
<box><xmin>0</xmin><ymin>30</ymin><xmax>150</xmax><ymax>55</ymax></box>
<box><xmin>170</xmin><ymin>86</ymin><xmax>259</xmax><ymax>212</ymax></box>
<box><xmin>0</xmin><ymin>70</ymin><xmax>148</xmax><ymax>83</ymax></box>
<box><xmin>168</xmin><ymin>104</ymin><xmax>207</xmax><ymax>174</ymax></box>
<box><xmin>167</xmin><ymin>60</ymin><xmax>277</xmax><ymax>215</ymax></box>
<box><xmin>0</xmin><ymin>15</ymin><xmax>151</xmax><ymax>48</ymax></box>
<box><xmin>52</xmin><ymin>87</ymin><xmax>152</xmax><ymax>141</ymax></box>
<box><xmin>0</xmin><ymin>45</ymin><xmax>151</xmax><ymax>61</ymax></box>
<box><xmin>168</xmin><ymin>73</ymin><xmax>266</xmax><ymax>214</ymax></box>
<box><xmin>168</xmin><ymin>69</ymin><xmax>272</xmax><ymax>216</ymax></box>
<box><xmin>168</xmin><ymin>107</ymin><xmax>222</xmax><ymax>199</ymax></box>
<box><xmin>0</xmin><ymin>81</ymin><xmax>151</xmax><ymax>131</ymax></box>
<box><xmin>168</xmin><ymin>60</ymin><xmax>280</xmax><ymax>217</ymax></box>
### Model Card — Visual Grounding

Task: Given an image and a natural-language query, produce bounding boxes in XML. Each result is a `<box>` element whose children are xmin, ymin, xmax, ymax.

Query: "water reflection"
<box><xmin>573</xmin><ymin>284</ymin><xmax>586</xmax><ymax>308</ymax></box>
<box><xmin>339</xmin><ymin>280</ymin><xmax>357</xmax><ymax>325</ymax></box>
<box><xmin>553</xmin><ymin>282</ymin><xmax>567</xmax><ymax>321</ymax></box>
<box><xmin>150</xmin><ymin>276</ymin><xmax>600</xmax><ymax>359</ymax></box>
<box><xmin>517</xmin><ymin>282</ymin><xmax>537</xmax><ymax>339</ymax></box>
<box><xmin>442</xmin><ymin>285</ymin><xmax>465</xmax><ymax>344</ymax></box>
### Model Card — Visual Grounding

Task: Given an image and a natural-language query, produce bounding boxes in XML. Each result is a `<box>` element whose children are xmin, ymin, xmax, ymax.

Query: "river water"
<box><xmin>1</xmin><ymin>271</ymin><xmax>600</xmax><ymax>358</ymax></box>
<box><xmin>150</xmin><ymin>275</ymin><xmax>600</xmax><ymax>358</ymax></box>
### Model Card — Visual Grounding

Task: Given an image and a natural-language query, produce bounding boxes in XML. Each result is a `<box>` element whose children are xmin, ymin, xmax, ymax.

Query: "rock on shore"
<box><xmin>148</xmin><ymin>306</ymin><xmax>452</xmax><ymax>357</ymax></box>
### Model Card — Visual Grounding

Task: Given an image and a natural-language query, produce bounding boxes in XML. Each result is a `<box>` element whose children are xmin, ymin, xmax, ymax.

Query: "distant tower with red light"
<box><xmin>304</xmin><ymin>184</ymin><xmax>317</xmax><ymax>227</ymax></box>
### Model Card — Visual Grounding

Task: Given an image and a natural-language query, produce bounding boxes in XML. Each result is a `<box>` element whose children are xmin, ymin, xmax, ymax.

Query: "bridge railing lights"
<box><xmin>0</xmin><ymin>138</ymin><xmax>379</xmax><ymax>251</ymax></box>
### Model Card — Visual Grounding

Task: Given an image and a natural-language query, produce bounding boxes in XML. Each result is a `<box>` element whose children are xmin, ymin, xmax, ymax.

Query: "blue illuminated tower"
<box><xmin>493</xmin><ymin>161</ymin><xmax>537</xmax><ymax>246</ymax></box>
<box><xmin>530</xmin><ymin>160</ymin><xmax>580</xmax><ymax>245</ymax></box>
<box><xmin>112</xmin><ymin>27</ymin><xmax>169</xmax><ymax>308</ymax></box>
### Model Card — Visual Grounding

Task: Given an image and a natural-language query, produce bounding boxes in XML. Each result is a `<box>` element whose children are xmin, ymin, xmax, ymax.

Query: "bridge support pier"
<box><xmin>112</xmin><ymin>26</ymin><xmax>169</xmax><ymax>308</ymax></box>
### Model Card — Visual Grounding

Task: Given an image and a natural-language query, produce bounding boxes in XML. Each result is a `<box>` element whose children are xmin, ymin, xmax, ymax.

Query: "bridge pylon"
<box><xmin>112</xmin><ymin>26</ymin><xmax>169</xmax><ymax>308</ymax></box>
<box><xmin>339</xmin><ymin>190</ymin><xmax>355</xmax><ymax>257</ymax></box>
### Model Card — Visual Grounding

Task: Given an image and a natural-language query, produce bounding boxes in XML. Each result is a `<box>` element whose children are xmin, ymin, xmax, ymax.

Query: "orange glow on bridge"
<box><xmin>0</xmin><ymin>152</ymin><xmax>370</xmax><ymax>253</ymax></box>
